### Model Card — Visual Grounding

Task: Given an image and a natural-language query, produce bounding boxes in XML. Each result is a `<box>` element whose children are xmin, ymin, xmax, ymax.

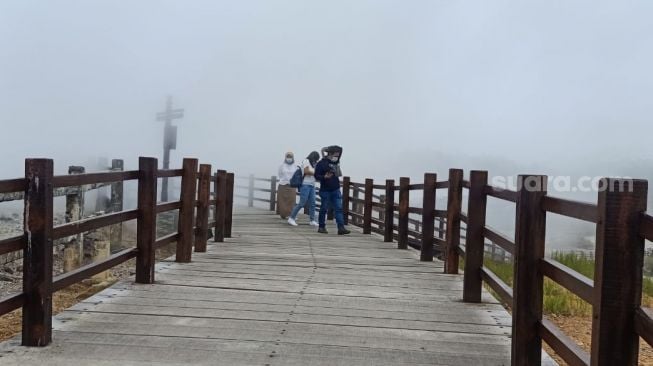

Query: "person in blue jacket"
<box><xmin>314</xmin><ymin>146</ymin><xmax>351</xmax><ymax>235</ymax></box>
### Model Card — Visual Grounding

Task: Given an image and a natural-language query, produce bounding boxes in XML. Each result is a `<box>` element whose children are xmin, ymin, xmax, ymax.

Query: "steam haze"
<box><xmin>1</xmin><ymin>0</ymin><xmax>652</xmax><ymax>187</ymax></box>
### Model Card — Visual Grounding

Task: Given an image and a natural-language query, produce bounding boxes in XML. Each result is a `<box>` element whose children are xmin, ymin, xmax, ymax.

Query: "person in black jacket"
<box><xmin>314</xmin><ymin>146</ymin><xmax>350</xmax><ymax>235</ymax></box>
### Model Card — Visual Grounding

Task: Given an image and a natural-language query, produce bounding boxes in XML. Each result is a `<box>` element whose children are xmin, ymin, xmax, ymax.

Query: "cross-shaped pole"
<box><xmin>156</xmin><ymin>96</ymin><xmax>184</xmax><ymax>202</ymax></box>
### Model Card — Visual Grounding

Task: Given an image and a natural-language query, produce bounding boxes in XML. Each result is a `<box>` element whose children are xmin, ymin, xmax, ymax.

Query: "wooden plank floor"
<box><xmin>0</xmin><ymin>207</ymin><xmax>555</xmax><ymax>365</ymax></box>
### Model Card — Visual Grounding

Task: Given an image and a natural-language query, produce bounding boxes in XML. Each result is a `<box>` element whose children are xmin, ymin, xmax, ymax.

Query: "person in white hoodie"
<box><xmin>277</xmin><ymin>152</ymin><xmax>297</xmax><ymax>219</ymax></box>
<box><xmin>287</xmin><ymin>151</ymin><xmax>320</xmax><ymax>227</ymax></box>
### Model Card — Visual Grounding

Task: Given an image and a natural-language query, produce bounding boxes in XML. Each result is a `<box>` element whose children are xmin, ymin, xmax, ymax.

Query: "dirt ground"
<box><xmin>546</xmin><ymin>314</ymin><xmax>653</xmax><ymax>366</ymax></box>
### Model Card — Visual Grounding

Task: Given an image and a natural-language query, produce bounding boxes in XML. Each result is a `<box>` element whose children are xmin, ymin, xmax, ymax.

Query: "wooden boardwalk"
<box><xmin>0</xmin><ymin>207</ymin><xmax>544</xmax><ymax>365</ymax></box>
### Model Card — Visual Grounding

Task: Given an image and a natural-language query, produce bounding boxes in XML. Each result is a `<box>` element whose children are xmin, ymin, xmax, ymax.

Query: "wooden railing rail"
<box><xmin>227</xmin><ymin>171</ymin><xmax>653</xmax><ymax>365</ymax></box>
<box><xmin>0</xmin><ymin>156</ymin><xmax>234</xmax><ymax>347</ymax></box>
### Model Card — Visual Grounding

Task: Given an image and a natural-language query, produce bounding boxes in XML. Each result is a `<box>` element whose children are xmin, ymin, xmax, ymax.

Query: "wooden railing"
<box><xmin>234</xmin><ymin>175</ymin><xmax>447</xmax><ymax>231</ymax></box>
<box><xmin>241</xmin><ymin>170</ymin><xmax>653</xmax><ymax>366</ymax></box>
<box><xmin>0</xmin><ymin>157</ymin><xmax>234</xmax><ymax>347</ymax></box>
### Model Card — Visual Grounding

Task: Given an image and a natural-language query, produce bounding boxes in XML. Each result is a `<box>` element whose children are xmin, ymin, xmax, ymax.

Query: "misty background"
<box><xmin>1</xmin><ymin>1</ymin><xmax>652</xmax><ymax>250</ymax></box>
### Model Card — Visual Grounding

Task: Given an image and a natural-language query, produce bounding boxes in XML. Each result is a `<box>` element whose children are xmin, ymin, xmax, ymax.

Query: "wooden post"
<box><xmin>398</xmin><ymin>177</ymin><xmax>410</xmax><ymax>249</ymax></box>
<box><xmin>248</xmin><ymin>174</ymin><xmax>254</xmax><ymax>207</ymax></box>
<box><xmin>445</xmin><ymin>169</ymin><xmax>463</xmax><ymax>274</ymax></box>
<box><xmin>363</xmin><ymin>179</ymin><xmax>373</xmax><ymax>234</ymax></box>
<box><xmin>22</xmin><ymin>158</ymin><xmax>54</xmax><ymax>347</ymax></box>
<box><xmin>109</xmin><ymin>159</ymin><xmax>124</xmax><ymax>249</ymax></box>
<box><xmin>194</xmin><ymin>164</ymin><xmax>212</xmax><ymax>252</ymax></box>
<box><xmin>421</xmin><ymin>173</ymin><xmax>437</xmax><ymax>262</ymax></box>
<box><xmin>591</xmin><ymin>178</ymin><xmax>648</xmax><ymax>366</ymax></box>
<box><xmin>64</xmin><ymin>165</ymin><xmax>84</xmax><ymax>272</ymax></box>
<box><xmin>342</xmin><ymin>177</ymin><xmax>351</xmax><ymax>226</ymax></box>
<box><xmin>463</xmin><ymin>170</ymin><xmax>488</xmax><ymax>303</ymax></box>
<box><xmin>269</xmin><ymin>176</ymin><xmax>277</xmax><ymax>212</ymax></box>
<box><xmin>176</xmin><ymin>158</ymin><xmax>198</xmax><ymax>263</ymax></box>
<box><xmin>352</xmin><ymin>186</ymin><xmax>361</xmax><ymax>226</ymax></box>
<box><xmin>136</xmin><ymin>157</ymin><xmax>157</xmax><ymax>284</ymax></box>
<box><xmin>379</xmin><ymin>195</ymin><xmax>386</xmax><ymax>222</ymax></box>
<box><xmin>384</xmin><ymin>180</ymin><xmax>395</xmax><ymax>242</ymax></box>
<box><xmin>225</xmin><ymin>172</ymin><xmax>234</xmax><ymax>238</ymax></box>
<box><xmin>512</xmin><ymin>174</ymin><xmax>547</xmax><ymax>365</ymax></box>
<box><xmin>214</xmin><ymin>170</ymin><xmax>227</xmax><ymax>242</ymax></box>
<box><xmin>438</xmin><ymin>217</ymin><xmax>445</xmax><ymax>239</ymax></box>
<box><xmin>94</xmin><ymin>157</ymin><xmax>109</xmax><ymax>211</ymax></box>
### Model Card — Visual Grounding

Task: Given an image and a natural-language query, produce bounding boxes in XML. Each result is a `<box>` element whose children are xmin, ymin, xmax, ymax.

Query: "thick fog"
<box><xmin>1</xmin><ymin>1</ymin><xmax>652</xmax><ymax>207</ymax></box>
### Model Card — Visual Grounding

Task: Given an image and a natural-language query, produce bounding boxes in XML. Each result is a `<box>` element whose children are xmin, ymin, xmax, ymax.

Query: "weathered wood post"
<box><xmin>225</xmin><ymin>172</ymin><xmax>234</xmax><ymax>238</ymax></box>
<box><xmin>109</xmin><ymin>159</ymin><xmax>124</xmax><ymax>249</ymax></box>
<box><xmin>194</xmin><ymin>164</ymin><xmax>212</xmax><ymax>252</ymax></box>
<box><xmin>22</xmin><ymin>158</ymin><xmax>54</xmax><ymax>347</ymax></box>
<box><xmin>384</xmin><ymin>180</ymin><xmax>395</xmax><ymax>242</ymax></box>
<box><xmin>176</xmin><ymin>158</ymin><xmax>198</xmax><ymax>263</ymax></box>
<box><xmin>463</xmin><ymin>170</ymin><xmax>488</xmax><ymax>303</ymax></box>
<box><xmin>379</xmin><ymin>195</ymin><xmax>386</xmax><ymax>222</ymax></box>
<box><xmin>421</xmin><ymin>173</ymin><xmax>437</xmax><ymax>262</ymax></box>
<box><xmin>214</xmin><ymin>170</ymin><xmax>227</xmax><ymax>242</ymax></box>
<box><xmin>248</xmin><ymin>174</ymin><xmax>254</xmax><ymax>207</ymax></box>
<box><xmin>512</xmin><ymin>174</ymin><xmax>547</xmax><ymax>365</ymax></box>
<box><xmin>438</xmin><ymin>217</ymin><xmax>445</xmax><ymax>239</ymax></box>
<box><xmin>591</xmin><ymin>178</ymin><xmax>648</xmax><ymax>366</ymax></box>
<box><xmin>342</xmin><ymin>176</ymin><xmax>351</xmax><ymax>225</ymax></box>
<box><xmin>398</xmin><ymin>177</ymin><xmax>410</xmax><ymax>249</ymax></box>
<box><xmin>89</xmin><ymin>222</ymin><xmax>111</xmax><ymax>284</ymax></box>
<box><xmin>94</xmin><ymin>157</ymin><xmax>109</xmax><ymax>211</ymax></box>
<box><xmin>363</xmin><ymin>179</ymin><xmax>373</xmax><ymax>234</ymax></box>
<box><xmin>352</xmin><ymin>186</ymin><xmax>361</xmax><ymax>226</ymax></box>
<box><xmin>64</xmin><ymin>165</ymin><xmax>84</xmax><ymax>272</ymax></box>
<box><xmin>136</xmin><ymin>157</ymin><xmax>157</xmax><ymax>284</ymax></box>
<box><xmin>269</xmin><ymin>176</ymin><xmax>277</xmax><ymax>212</ymax></box>
<box><xmin>445</xmin><ymin>169</ymin><xmax>463</xmax><ymax>274</ymax></box>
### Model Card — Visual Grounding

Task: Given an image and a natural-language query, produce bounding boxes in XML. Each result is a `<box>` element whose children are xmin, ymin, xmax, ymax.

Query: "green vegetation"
<box><xmin>483</xmin><ymin>251</ymin><xmax>653</xmax><ymax>316</ymax></box>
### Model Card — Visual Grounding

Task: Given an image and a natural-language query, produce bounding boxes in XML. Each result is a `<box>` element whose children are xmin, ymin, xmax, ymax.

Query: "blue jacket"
<box><xmin>315</xmin><ymin>159</ymin><xmax>340</xmax><ymax>192</ymax></box>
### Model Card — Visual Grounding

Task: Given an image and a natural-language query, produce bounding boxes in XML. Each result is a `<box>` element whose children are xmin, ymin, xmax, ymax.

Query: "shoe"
<box><xmin>338</xmin><ymin>228</ymin><xmax>351</xmax><ymax>235</ymax></box>
<box><xmin>317</xmin><ymin>227</ymin><xmax>328</xmax><ymax>234</ymax></box>
<box><xmin>309</xmin><ymin>221</ymin><xmax>319</xmax><ymax>227</ymax></box>
<box><xmin>287</xmin><ymin>218</ymin><xmax>298</xmax><ymax>227</ymax></box>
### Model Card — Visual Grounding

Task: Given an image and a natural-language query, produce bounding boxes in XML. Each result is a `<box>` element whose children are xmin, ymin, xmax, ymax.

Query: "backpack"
<box><xmin>289</xmin><ymin>166</ymin><xmax>303</xmax><ymax>188</ymax></box>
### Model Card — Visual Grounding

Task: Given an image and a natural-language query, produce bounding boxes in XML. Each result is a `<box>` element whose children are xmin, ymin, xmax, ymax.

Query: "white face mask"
<box><xmin>329</xmin><ymin>156</ymin><xmax>339</xmax><ymax>163</ymax></box>
<box><xmin>285</xmin><ymin>158</ymin><xmax>293</xmax><ymax>164</ymax></box>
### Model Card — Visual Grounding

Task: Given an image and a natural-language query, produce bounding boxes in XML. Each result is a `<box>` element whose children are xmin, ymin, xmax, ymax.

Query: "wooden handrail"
<box><xmin>53</xmin><ymin>248</ymin><xmax>137</xmax><ymax>292</ymax></box>
<box><xmin>0</xmin><ymin>178</ymin><xmax>25</xmax><ymax>194</ymax></box>
<box><xmin>635</xmin><ymin>307</ymin><xmax>653</xmax><ymax>347</ymax></box>
<box><xmin>52</xmin><ymin>170</ymin><xmax>139</xmax><ymax>188</ymax></box>
<box><xmin>157</xmin><ymin>168</ymin><xmax>184</xmax><ymax>178</ymax></box>
<box><xmin>541</xmin><ymin>196</ymin><xmax>598</xmax><ymax>223</ymax></box>
<box><xmin>540</xmin><ymin>258</ymin><xmax>593</xmax><ymax>304</ymax></box>
<box><xmin>640</xmin><ymin>212</ymin><xmax>653</xmax><ymax>241</ymax></box>
<box><xmin>53</xmin><ymin>209</ymin><xmax>139</xmax><ymax>239</ymax></box>
<box><xmin>0</xmin><ymin>156</ymin><xmax>235</xmax><ymax>347</ymax></box>
<box><xmin>0</xmin><ymin>235</ymin><xmax>25</xmax><ymax>256</ymax></box>
<box><xmin>480</xmin><ymin>266</ymin><xmax>513</xmax><ymax>305</ymax></box>
<box><xmin>483</xmin><ymin>225</ymin><xmax>515</xmax><ymax>254</ymax></box>
<box><xmin>539</xmin><ymin>319</ymin><xmax>590</xmax><ymax>366</ymax></box>
<box><xmin>484</xmin><ymin>185</ymin><xmax>518</xmax><ymax>202</ymax></box>
<box><xmin>156</xmin><ymin>200</ymin><xmax>181</xmax><ymax>214</ymax></box>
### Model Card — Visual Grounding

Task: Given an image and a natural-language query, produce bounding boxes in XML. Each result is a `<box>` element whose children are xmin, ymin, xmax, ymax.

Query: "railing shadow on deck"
<box><xmin>237</xmin><ymin>171</ymin><xmax>653</xmax><ymax>366</ymax></box>
<box><xmin>0</xmin><ymin>157</ymin><xmax>234</xmax><ymax>347</ymax></box>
